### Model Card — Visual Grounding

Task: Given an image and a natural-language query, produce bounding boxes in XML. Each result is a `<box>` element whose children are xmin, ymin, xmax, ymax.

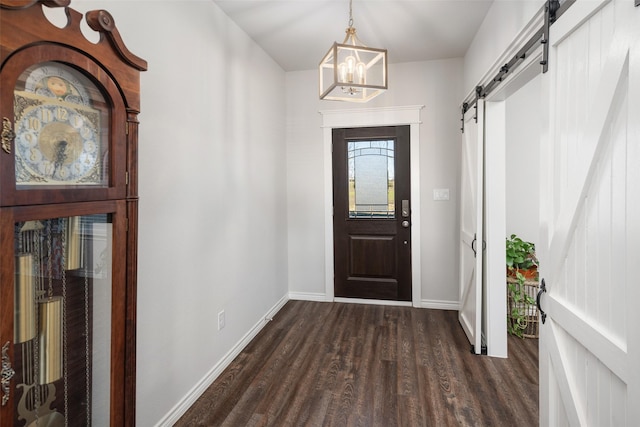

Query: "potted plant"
<box><xmin>505</xmin><ymin>234</ymin><xmax>538</xmax><ymax>280</ymax></box>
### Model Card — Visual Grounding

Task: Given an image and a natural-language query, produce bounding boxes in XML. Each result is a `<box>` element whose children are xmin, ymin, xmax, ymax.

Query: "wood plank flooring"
<box><xmin>175</xmin><ymin>300</ymin><xmax>538</xmax><ymax>426</ymax></box>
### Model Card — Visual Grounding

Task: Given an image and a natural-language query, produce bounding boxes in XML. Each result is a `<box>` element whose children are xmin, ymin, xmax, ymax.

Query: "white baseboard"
<box><xmin>420</xmin><ymin>299</ymin><xmax>460</xmax><ymax>310</ymax></box>
<box><xmin>288</xmin><ymin>291</ymin><xmax>330</xmax><ymax>302</ymax></box>
<box><xmin>154</xmin><ymin>294</ymin><xmax>289</xmax><ymax>427</ymax></box>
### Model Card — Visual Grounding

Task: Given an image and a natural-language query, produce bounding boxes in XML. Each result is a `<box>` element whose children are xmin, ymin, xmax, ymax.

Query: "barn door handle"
<box><xmin>537</xmin><ymin>279</ymin><xmax>547</xmax><ymax>324</ymax></box>
<box><xmin>470</xmin><ymin>234</ymin><xmax>485</xmax><ymax>258</ymax></box>
<box><xmin>471</xmin><ymin>234</ymin><xmax>477</xmax><ymax>257</ymax></box>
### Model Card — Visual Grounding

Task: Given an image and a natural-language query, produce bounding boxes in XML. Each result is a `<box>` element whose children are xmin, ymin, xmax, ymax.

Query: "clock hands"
<box><xmin>51</xmin><ymin>140</ymin><xmax>68</xmax><ymax>178</ymax></box>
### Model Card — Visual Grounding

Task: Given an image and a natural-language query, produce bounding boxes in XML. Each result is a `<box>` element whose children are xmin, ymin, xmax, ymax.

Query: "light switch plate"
<box><xmin>433</xmin><ymin>189</ymin><xmax>450</xmax><ymax>201</ymax></box>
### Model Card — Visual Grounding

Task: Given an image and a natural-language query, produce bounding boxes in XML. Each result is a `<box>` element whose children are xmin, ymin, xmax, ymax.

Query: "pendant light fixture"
<box><xmin>319</xmin><ymin>0</ymin><xmax>387</xmax><ymax>102</ymax></box>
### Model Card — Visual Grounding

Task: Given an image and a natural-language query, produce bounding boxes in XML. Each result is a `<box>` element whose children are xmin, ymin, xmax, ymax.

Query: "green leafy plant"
<box><xmin>506</xmin><ymin>234</ymin><xmax>538</xmax><ymax>273</ymax></box>
<box><xmin>507</xmin><ymin>271</ymin><xmax>537</xmax><ymax>338</ymax></box>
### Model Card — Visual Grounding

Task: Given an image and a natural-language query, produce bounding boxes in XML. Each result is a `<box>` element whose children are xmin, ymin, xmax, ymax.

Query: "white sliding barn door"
<box><xmin>459</xmin><ymin>101</ymin><xmax>484</xmax><ymax>354</ymax></box>
<box><xmin>539</xmin><ymin>0</ymin><xmax>640</xmax><ymax>425</ymax></box>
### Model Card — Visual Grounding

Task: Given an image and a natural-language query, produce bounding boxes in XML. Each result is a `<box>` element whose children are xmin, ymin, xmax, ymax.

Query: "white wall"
<box><xmin>464</xmin><ymin>0</ymin><xmax>544</xmax><ymax>97</ymax></box>
<box><xmin>71</xmin><ymin>1</ymin><xmax>288</xmax><ymax>426</ymax></box>
<box><xmin>286</xmin><ymin>59</ymin><xmax>464</xmax><ymax>307</ymax></box>
<box><xmin>505</xmin><ymin>74</ymin><xmax>541</xmax><ymax>244</ymax></box>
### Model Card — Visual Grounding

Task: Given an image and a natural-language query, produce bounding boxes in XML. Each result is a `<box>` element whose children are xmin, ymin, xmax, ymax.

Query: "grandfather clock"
<box><xmin>0</xmin><ymin>1</ymin><xmax>146</xmax><ymax>425</ymax></box>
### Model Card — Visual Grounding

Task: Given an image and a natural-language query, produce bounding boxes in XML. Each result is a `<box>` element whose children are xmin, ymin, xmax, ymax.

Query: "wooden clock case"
<box><xmin>0</xmin><ymin>1</ymin><xmax>146</xmax><ymax>425</ymax></box>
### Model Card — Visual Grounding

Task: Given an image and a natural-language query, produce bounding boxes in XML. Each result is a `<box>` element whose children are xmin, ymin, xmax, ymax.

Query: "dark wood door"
<box><xmin>333</xmin><ymin>126</ymin><xmax>411</xmax><ymax>301</ymax></box>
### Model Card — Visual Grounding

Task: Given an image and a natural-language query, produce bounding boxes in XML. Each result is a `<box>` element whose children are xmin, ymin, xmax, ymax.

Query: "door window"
<box><xmin>347</xmin><ymin>140</ymin><xmax>394</xmax><ymax>218</ymax></box>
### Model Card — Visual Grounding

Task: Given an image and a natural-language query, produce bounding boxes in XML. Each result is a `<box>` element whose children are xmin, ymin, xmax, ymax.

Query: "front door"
<box><xmin>332</xmin><ymin>126</ymin><xmax>411</xmax><ymax>301</ymax></box>
<box><xmin>539</xmin><ymin>0</ymin><xmax>640</xmax><ymax>424</ymax></box>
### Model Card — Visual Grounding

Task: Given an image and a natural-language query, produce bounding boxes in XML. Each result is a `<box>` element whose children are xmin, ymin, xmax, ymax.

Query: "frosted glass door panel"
<box><xmin>348</xmin><ymin>140</ymin><xmax>395</xmax><ymax>218</ymax></box>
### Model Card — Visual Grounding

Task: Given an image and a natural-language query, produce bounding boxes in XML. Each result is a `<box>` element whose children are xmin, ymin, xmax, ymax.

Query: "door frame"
<box><xmin>459</xmin><ymin>2</ymin><xmax>545</xmax><ymax>357</ymax></box>
<box><xmin>482</xmin><ymin>47</ymin><xmax>544</xmax><ymax>358</ymax></box>
<box><xmin>320</xmin><ymin>106</ymin><xmax>424</xmax><ymax>307</ymax></box>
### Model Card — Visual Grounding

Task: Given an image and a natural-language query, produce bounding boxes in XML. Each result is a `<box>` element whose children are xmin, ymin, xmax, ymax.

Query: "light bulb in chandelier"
<box><xmin>345</xmin><ymin>55</ymin><xmax>355</xmax><ymax>82</ymax></box>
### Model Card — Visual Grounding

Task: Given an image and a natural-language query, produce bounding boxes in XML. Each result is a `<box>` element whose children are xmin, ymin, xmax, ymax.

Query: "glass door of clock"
<box><xmin>13</xmin><ymin>62</ymin><xmax>110</xmax><ymax>189</ymax></box>
<box><xmin>0</xmin><ymin>45</ymin><xmax>128</xmax><ymax>207</ymax></box>
<box><xmin>1</xmin><ymin>202</ymin><xmax>126</xmax><ymax>426</ymax></box>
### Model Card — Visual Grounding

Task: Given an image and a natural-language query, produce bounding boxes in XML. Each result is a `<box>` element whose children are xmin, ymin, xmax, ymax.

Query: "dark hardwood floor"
<box><xmin>176</xmin><ymin>300</ymin><xmax>538</xmax><ymax>426</ymax></box>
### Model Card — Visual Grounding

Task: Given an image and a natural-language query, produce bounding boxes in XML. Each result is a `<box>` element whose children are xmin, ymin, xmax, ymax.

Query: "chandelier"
<box><xmin>319</xmin><ymin>0</ymin><xmax>388</xmax><ymax>102</ymax></box>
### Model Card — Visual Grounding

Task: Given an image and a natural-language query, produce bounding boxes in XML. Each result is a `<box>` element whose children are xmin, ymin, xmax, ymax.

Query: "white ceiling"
<box><xmin>212</xmin><ymin>0</ymin><xmax>494</xmax><ymax>72</ymax></box>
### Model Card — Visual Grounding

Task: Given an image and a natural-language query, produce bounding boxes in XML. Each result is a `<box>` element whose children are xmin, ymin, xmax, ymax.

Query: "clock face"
<box><xmin>13</xmin><ymin>62</ymin><xmax>108</xmax><ymax>186</ymax></box>
<box><xmin>14</xmin><ymin>93</ymin><xmax>100</xmax><ymax>183</ymax></box>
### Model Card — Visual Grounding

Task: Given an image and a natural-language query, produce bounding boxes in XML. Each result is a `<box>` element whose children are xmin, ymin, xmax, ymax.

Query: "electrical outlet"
<box><xmin>218</xmin><ymin>310</ymin><xmax>225</xmax><ymax>330</ymax></box>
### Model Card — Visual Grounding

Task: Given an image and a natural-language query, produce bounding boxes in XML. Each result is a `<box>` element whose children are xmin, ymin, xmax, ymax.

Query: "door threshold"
<box><xmin>334</xmin><ymin>297</ymin><xmax>413</xmax><ymax>307</ymax></box>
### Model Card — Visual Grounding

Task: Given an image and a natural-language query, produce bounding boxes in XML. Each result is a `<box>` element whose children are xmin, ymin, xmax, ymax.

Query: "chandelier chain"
<box><xmin>348</xmin><ymin>0</ymin><xmax>353</xmax><ymax>28</ymax></box>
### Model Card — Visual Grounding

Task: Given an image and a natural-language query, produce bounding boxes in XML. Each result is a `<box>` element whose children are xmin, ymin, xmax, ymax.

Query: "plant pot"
<box><xmin>507</xmin><ymin>267</ymin><xmax>538</xmax><ymax>280</ymax></box>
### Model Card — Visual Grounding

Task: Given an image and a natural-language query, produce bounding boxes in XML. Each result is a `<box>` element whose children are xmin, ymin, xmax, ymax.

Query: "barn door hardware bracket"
<box><xmin>473</xmin><ymin>86</ymin><xmax>484</xmax><ymax>123</ymax></box>
<box><xmin>541</xmin><ymin>0</ymin><xmax>561</xmax><ymax>73</ymax></box>
<box><xmin>537</xmin><ymin>279</ymin><xmax>548</xmax><ymax>324</ymax></box>
<box><xmin>459</xmin><ymin>1</ymin><xmax>575</xmax><ymax>113</ymax></box>
<box><xmin>461</xmin><ymin>102</ymin><xmax>468</xmax><ymax>133</ymax></box>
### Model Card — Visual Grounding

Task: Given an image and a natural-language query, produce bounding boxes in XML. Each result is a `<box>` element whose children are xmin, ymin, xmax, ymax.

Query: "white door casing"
<box><xmin>538</xmin><ymin>0</ymin><xmax>640</xmax><ymax>425</ymax></box>
<box><xmin>483</xmin><ymin>45</ymin><xmax>545</xmax><ymax>359</ymax></box>
<box><xmin>459</xmin><ymin>100</ymin><xmax>484</xmax><ymax>354</ymax></box>
<box><xmin>320</xmin><ymin>106</ymin><xmax>424</xmax><ymax>307</ymax></box>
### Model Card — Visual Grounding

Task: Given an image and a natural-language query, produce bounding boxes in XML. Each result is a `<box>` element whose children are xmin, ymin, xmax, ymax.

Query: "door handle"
<box><xmin>401</xmin><ymin>220</ymin><xmax>410</xmax><ymax>228</ymax></box>
<box><xmin>536</xmin><ymin>279</ymin><xmax>547</xmax><ymax>324</ymax></box>
<box><xmin>402</xmin><ymin>200</ymin><xmax>410</xmax><ymax>217</ymax></box>
<box><xmin>470</xmin><ymin>234</ymin><xmax>485</xmax><ymax>258</ymax></box>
